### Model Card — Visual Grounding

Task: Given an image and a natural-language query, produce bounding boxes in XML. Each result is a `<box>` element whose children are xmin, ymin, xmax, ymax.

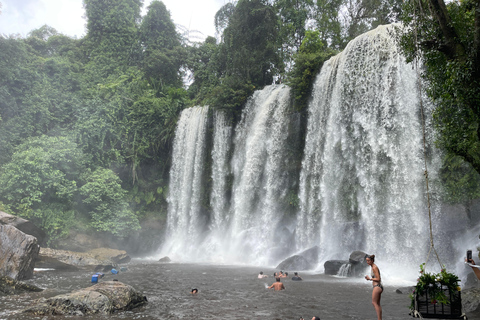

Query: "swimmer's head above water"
<box><xmin>191</xmin><ymin>288</ymin><xmax>198</xmax><ymax>294</ymax></box>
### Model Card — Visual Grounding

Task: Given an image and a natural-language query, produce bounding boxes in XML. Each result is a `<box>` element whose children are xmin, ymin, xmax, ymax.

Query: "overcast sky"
<box><xmin>0</xmin><ymin>0</ymin><xmax>227</xmax><ymax>40</ymax></box>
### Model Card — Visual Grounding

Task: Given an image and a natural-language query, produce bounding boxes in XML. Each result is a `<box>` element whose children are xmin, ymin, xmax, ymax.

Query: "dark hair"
<box><xmin>259</xmin><ymin>271</ymin><xmax>263</xmax><ymax>275</ymax></box>
<box><xmin>367</xmin><ymin>254</ymin><xmax>375</xmax><ymax>262</ymax></box>
<box><xmin>276</xmin><ymin>277</ymin><xmax>281</xmax><ymax>282</ymax></box>
<box><xmin>191</xmin><ymin>288</ymin><xmax>198</xmax><ymax>293</ymax></box>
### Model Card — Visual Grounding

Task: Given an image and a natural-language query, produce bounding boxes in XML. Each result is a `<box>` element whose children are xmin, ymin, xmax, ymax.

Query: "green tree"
<box><xmin>82</xmin><ymin>0</ymin><xmax>142</xmax><ymax>80</ymax></box>
<box><xmin>0</xmin><ymin>31</ymin><xmax>83</xmax><ymax>164</ymax></box>
<box><xmin>314</xmin><ymin>0</ymin><xmax>402</xmax><ymax>49</ymax></box>
<box><xmin>314</xmin><ymin>0</ymin><xmax>343</xmax><ymax>48</ymax></box>
<box><xmin>186</xmin><ymin>36</ymin><xmax>224</xmax><ymax>103</ymax></box>
<box><xmin>400</xmin><ymin>0</ymin><xmax>480</xmax><ymax>174</ymax></box>
<box><xmin>274</xmin><ymin>0</ymin><xmax>314</xmax><ymax>75</ymax></box>
<box><xmin>139</xmin><ymin>0</ymin><xmax>184</xmax><ymax>88</ymax></box>
<box><xmin>0</xmin><ymin>136</ymin><xmax>86</xmax><ymax>241</ymax></box>
<box><xmin>79</xmin><ymin>168</ymin><xmax>140</xmax><ymax>237</ymax></box>
<box><xmin>287</xmin><ymin>30</ymin><xmax>337</xmax><ymax>111</ymax></box>
<box><xmin>222</xmin><ymin>0</ymin><xmax>281</xmax><ymax>87</ymax></box>
<box><xmin>214</xmin><ymin>2</ymin><xmax>236</xmax><ymax>37</ymax></box>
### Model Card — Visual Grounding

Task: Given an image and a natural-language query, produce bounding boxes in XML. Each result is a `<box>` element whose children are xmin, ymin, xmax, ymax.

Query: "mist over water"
<box><xmin>160</xmin><ymin>25</ymin><xmax>472</xmax><ymax>280</ymax></box>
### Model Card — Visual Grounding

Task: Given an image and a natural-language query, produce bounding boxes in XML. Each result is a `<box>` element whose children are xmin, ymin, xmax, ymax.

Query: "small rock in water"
<box><xmin>159</xmin><ymin>256</ymin><xmax>171</xmax><ymax>263</ymax></box>
<box><xmin>396</xmin><ymin>289</ymin><xmax>403</xmax><ymax>294</ymax></box>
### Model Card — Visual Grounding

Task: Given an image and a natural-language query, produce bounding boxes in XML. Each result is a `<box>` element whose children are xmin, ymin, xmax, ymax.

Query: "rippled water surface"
<box><xmin>1</xmin><ymin>260</ymin><xmax>478</xmax><ymax>320</ymax></box>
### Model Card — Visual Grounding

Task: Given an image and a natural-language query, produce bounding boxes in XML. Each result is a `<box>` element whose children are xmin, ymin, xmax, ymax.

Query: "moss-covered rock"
<box><xmin>22</xmin><ymin>281</ymin><xmax>147</xmax><ymax>315</ymax></box>
<box><xmin>0</xmin><ymin>276</ymin><xmax>43</xmax><ymax>296</ymax></box>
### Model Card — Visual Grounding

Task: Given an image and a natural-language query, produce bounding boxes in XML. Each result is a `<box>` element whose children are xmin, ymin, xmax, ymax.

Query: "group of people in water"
<box><xmin>260</xmin><ymin>254</ymin><xmax>383</xmax><ymax>320</ymax></box>
<box><xmin>189</xmin><ymin>252</ymin><xmax>479</xmax><ymax>320</ymax></box>
<box><xmin>258</xmin><ymin>270</ymin><xmax>304</xmax><ymax>281</ymax></box>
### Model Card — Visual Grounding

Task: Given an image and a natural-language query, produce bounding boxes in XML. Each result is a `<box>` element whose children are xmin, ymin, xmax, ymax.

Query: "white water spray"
<box><xmin>297</xmin><ymin>24</ymin><xmax>436</xmax><ymax>274</ymax></box>
<box><xmin>161</xmin><ymin>25</ymin><xmax>471</xmax><ymax>277</ymax></box>
<box><xmin>161</xmin><ymin>106</ymin><xmax>210</xmax><ymax>259</ymax></box>
<box><xmin>227</xmin><ymin>85</ymin><xmax>293</xmax><ymax>265</ymax></box>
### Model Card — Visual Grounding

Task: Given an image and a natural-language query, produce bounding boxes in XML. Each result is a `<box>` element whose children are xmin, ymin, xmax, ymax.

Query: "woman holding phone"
<box><xmin>466</xmin><ymin>249</ymin><xmax>480</xmax><ymax>280</ymax></box>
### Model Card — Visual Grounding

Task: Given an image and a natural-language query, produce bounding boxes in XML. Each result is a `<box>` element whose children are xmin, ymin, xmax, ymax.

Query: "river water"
<box><xmin>1</xmin><ymin>259</ymin><xmax>478</xmax><ymax>320</ymax></box>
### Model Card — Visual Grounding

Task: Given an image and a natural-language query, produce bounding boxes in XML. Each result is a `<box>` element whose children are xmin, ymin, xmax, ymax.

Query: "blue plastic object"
<box><xmin>91</xmin><ymin>274</ymin><xmax>99</xmax><ymax>283</ymax></box>
<box><xmin>111</xmin><ymin>268</ymin><xmax>118</xmax><ymax>274</ymax></box>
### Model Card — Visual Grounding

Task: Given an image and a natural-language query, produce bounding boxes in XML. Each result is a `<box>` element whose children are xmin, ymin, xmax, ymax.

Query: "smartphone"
<box><xmin>467</xmin><ymin>249</ymin><xmax>472</xmax><ymax>261</ymax></box>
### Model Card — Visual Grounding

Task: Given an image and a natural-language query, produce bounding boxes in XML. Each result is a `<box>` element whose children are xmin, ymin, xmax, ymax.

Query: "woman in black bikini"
<box><xmin>365</xmin><ymin>254</ymin><xmax>383</xmax><ymax>320</ymax></box>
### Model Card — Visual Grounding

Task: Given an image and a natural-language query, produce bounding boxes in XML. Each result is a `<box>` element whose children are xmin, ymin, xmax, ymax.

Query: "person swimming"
<box><xmin>267</xmin><ymin>277</ymin><xmax>285</xmax><ymax>291</ymax></box>
<box><xmin>191</xmin><ymin>288</ymin><xmax>198</xmax><ymax>294</ymax></box>
<box><xmin>291</xmin><ymin>272</ymin><xmax>303</xmax><ymax>281</ymax></box>
<box><xmin>258</xmin><ymin>271</ymin><xmax>268</xmax><ymax>279</ymax></box>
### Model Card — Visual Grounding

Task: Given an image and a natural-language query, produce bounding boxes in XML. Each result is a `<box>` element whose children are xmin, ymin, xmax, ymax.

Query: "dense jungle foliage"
<box><xmin>0</xmin><ymin>0</ymin><xmax>478</xmax><ymax>247</ymax></box>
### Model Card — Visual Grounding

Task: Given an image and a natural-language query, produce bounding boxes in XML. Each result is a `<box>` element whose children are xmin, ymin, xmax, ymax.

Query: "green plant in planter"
<box><xmin>409</xmin><ymin>263</ymin><xmax>461</xmax><ymax>310</ymax></box>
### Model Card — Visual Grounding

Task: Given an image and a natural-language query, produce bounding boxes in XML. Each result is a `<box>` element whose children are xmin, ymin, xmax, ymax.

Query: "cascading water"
<box><xmin>161</xmin><ymin>86</ymin><xmax>296</xmax><ymax>264</ymax></box>
<box><xmin>226</xmin><ymin>85</ymin><xmax>294</xmax><ymax>265</ymax></box>
<box><xmin>161</xmin><ymin>106</ymin><xmax>210</xmax><ymax>258</ymax></box>
<box><xmin>200</xmin><ymin>110</ymin><xmax>233</xmax><ymax>259</ymax></box>
<box><xmin>210</xmin><ymin>111</ymin><xmax>232</xmax><ymax>232</ymax></box>
<box><xmin>337</xmin><ymin>263</ymin><xmax>352</xmax><ymax>277</ymax></box>
<box><xmin>297</xmin><ymin>24</ymin><xmax>437</xmax><ymax>274</ymax></box>
<box><xmin>161</xmin><ymin>25</ymin><xmax>471</xmax><ymax>276</ymax></box>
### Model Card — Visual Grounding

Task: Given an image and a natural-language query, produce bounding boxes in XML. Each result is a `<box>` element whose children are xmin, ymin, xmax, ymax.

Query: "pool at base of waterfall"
<box><xmin>2</xmin><ymin>259</ymin><xmax>479</xmax><ymax>320</ymax></box>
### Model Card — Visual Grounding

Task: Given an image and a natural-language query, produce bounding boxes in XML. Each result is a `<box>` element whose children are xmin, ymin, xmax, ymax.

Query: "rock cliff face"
<box><xmin>22</xmin><ymin>281</ymin><xmax>147</xmax><ymax>316</ymax></box>
<box><xmin>0</xmin><ymin>211</ymin><xmax>46</xmax><ymax>245</ymax></box>
<box><xmin>0</xmin><ymin>224</ymin><xmax>40</xmax><ymax>280</ymax></box>
<box><xmin>35</xmin><ymin>247</ymin><xmax>131</xmax><ymax>271</ymax></box>
<box><xmin>462</xmin><ymin>288</ymin><xmax>480</xmax><ymax>313</ymax></box>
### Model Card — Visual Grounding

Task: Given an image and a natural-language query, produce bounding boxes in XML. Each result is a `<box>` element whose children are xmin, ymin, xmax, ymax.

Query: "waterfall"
<box><xmin>201</xmin><ymin>110</ymin><xmax>233</xmax><ymax>259</ymax></box>
<box><xmin>161</xmin><ymin>106</ymin><xmax>210</xmax><ymax>258</ymax></box>
<box><xmin>337</xmin><ymin>263</ymin><xmax>352</xmax><ymax>277</ymax></box>
<box><xmin>161</xmin><ymin>25</ymin><xmax>469</xmax><ymax>275</ymax></box>
<box><xmin>227</xmin><ymin>85</ymin><xmax>294</xmax><ymax>265</ymax></box>
<box><xmin>297</xmin><ymin>24</ymin><xmax>435</xmax><ymax>273</ymax></box>
<box><xmin>160</xmin><ymin>86</ymin><xmax>295</xmax><ymax>264</ymax></box>
<box><xmin>210</xmin><ymin>111</ymin><xmax>232</xmax><ymax>231</ymax></box>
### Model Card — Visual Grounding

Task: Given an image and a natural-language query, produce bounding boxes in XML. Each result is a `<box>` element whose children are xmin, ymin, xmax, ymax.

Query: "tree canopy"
<box><xmin>400</xmin><ymin>0</ymin><xmax>480</xmax><ymax>177</ymax></box>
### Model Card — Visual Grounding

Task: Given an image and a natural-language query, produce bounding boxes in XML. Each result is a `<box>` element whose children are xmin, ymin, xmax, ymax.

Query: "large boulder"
<box><xmin>276</xmin><ymin>246</ymin><xmax>320</xmax><ymax>271</ymax></box>
<box><xmin>35</xmin><ymin>248</ymin><xmax>130</xmax><ymax>271</ymax></box>
<box><xmin>324</xmin><ymin>260</ymin><xmax>349</xmax><ymax>275</ymax></box>
<box><xmin>0</xmin><ymin>211</ymin><xmax>46</xmax><ymax>246</ymax></box>
<box><xmin>462</xmin><ymin>287</ymin><xmax>480</xmax><ymax>313</ymax></box>
<box><xmin>0</xmin><ymin>275</ymin><xmax>43</xmax><ymax>296</ymax></box>
<box><xmin>349</xmin><ymin>250</ymin><xmax>368</xmax><ymax>264</ymax></box>
<box><xmin>0</xmin><ymin>225</ymin><xmax>40</xmax><ymax>280</ymax></box>
<box><xmin>88</xmin><ymin>248</ymin><xmax>131</xmax><ymax>264</ymax></box>
<box><xmin>464</xmin><ymin>271</ymin><xmax>480</xmax><ymax>289</ymax></box>
<box><xmin>349</xmin><ymin>250</ymin><xmax>369</xmax><ymax>277</ymax></box>
<box><xmin>22</xmin><ymin>281</ymin><xmax>147</xmax><ymax>316</ymax></box>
